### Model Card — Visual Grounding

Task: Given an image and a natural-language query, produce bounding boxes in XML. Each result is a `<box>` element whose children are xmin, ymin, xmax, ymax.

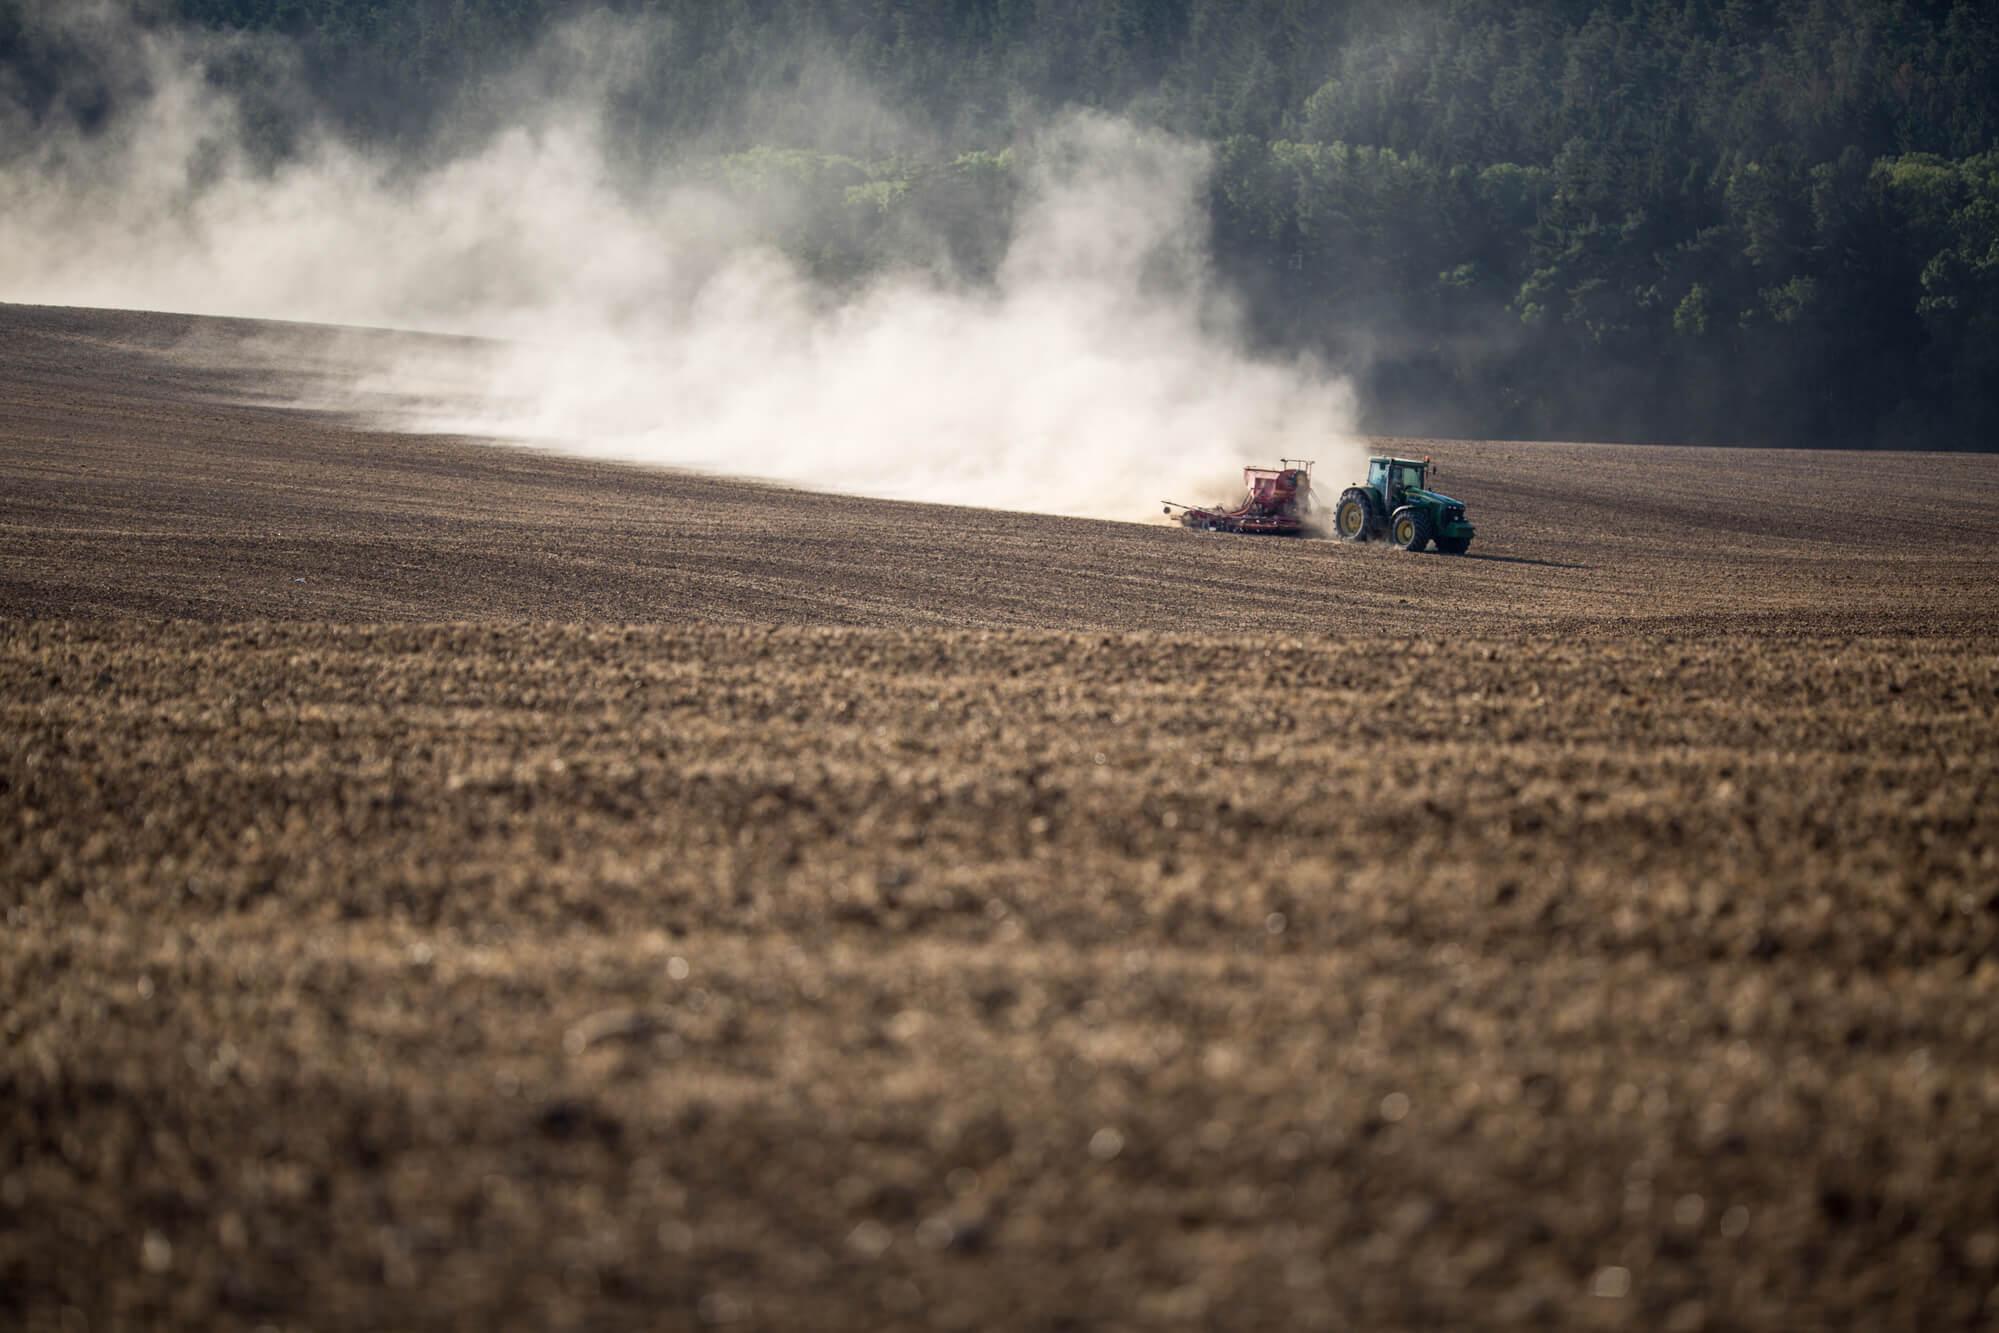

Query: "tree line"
<box><xmin>6</xmin><ymin>0</ymin><xmax>1996</xmax><ymax>447</ymax></box>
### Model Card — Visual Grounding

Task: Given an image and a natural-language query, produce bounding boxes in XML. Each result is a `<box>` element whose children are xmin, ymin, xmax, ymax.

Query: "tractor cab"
<box><xmin>1367</xmin><ymin>457</ymin><xmax>1428</xmax><ymax>508</ymax></box>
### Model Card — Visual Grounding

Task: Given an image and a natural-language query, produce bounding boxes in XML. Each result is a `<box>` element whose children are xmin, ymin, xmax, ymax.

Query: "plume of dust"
<box><xmin>1</xmin><ymin>2</ymin><xmax>1362</xmax><ymax>521</ymax></box>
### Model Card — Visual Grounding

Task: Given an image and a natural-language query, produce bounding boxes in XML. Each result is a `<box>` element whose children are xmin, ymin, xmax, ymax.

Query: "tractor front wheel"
<box><xmin>1334</xmin><ymin>491</ymin><xmax>1372</xmax><ymax>542</ymax></box>
<box><xmin>1435</xmin><ymin>535</ymin><xmax>1470</xmax><ymax>555</ymax></box>
<box><xmin>1390</xmin><ymin>506</ymin><xmax>1432</xmax><ymax>552</ymax></box>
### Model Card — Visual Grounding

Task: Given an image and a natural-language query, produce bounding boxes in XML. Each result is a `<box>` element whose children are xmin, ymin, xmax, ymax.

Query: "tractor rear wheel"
<box><xmin>1334</xmin><ymin>491</ymin><xmax>1372</xmax><ymax>542</ymax></box>
<box><xmin>1390</xmin><ymin>506</ymin><xmax>1432</xmax><ymax>552</ymax></box>
<box><xmin>1435</xmin><ymin>535</ymin><xmax>1470</xmax><ymax>555</ymax></box>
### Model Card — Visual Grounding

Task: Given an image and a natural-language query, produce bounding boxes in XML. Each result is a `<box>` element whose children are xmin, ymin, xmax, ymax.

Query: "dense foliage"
<box><xmin>8</xmin><ymin>0</ymin><xmax>1997</xmax><ymax>446</ymax></box>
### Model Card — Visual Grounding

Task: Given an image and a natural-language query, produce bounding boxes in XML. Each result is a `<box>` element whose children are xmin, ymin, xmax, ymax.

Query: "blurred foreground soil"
<box><xmin>3</xmin><ymin>304</ymin><xmax>1999</xmax><ymax>1330</ymax></box>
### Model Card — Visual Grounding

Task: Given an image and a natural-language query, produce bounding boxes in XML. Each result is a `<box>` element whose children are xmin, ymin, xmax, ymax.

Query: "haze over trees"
<box><xmin>6</xmin><ymin>0</ymin><xmax>1996</xmax><ymax>448</ymax></box>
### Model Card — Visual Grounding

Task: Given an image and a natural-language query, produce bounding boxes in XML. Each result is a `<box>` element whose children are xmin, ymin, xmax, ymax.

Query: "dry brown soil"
<box><xmin>4</xmin><ymin>303</ymin><xmax>1999</xmax><ymax>1330</ymax></box>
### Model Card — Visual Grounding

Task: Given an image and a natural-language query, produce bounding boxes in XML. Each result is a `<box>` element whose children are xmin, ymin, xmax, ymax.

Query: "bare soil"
<box><xmin>4</xmin><ymin>303</ymin><xmax>1998</xmax><ymax>1330</ymax></box>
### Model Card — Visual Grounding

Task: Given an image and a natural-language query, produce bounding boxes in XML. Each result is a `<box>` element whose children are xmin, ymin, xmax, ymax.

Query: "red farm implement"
<box><xmin>1163</xmin><ymin>460</ymin><xmax>1315</xmax><ymax>537</ymax></box>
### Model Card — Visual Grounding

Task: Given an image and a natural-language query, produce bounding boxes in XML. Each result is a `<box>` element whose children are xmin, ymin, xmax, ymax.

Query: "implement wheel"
<box><xmin>1334</xmin><ymin>490</ymin><xmax>1372</xmax><ymax>542</ymax></box>
<box><xmin>1391</xmin><ymin>506</ymin><xmax>1432</xmax><ymax>552</ymax></box>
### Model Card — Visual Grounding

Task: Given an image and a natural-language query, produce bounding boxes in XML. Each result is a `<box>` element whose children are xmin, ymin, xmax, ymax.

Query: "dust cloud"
<box><xmin>1</xmin><ymin>3</ymin><xmax>1360</xmax><ymax>521</ymax></box>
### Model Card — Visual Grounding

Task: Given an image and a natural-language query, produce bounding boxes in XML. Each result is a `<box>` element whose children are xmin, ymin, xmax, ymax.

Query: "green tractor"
<box><xmin>1332</xmin><ymin>454</ymin><xmax>1475</xmax><ymax>554</ymax></box>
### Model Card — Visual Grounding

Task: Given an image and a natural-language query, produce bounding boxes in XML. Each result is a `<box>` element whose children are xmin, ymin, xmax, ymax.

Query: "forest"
<box><xmin>5</xmin><ymin>0</ymin><xmax>1996</xmax><ymax>448</ymax></box>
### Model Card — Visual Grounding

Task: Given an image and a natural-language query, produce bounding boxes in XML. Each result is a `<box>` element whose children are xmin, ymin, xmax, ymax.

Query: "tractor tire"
<box><xmin>1435</xmin><ymin>535</ymin><xmax>1470</xmax><ymax>555</ymax></box>
<box><xmin>1334</xmin><ymin>490</ymin><xmax>1373</xmax><ymax>542</ymax></box>
<box><xmin>1390</xmin><ymin>506</ymin><xmax>1432</xmax><ymax>552</ymax></box>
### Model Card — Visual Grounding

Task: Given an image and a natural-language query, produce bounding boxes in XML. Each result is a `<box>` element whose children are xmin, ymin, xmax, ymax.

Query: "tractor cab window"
<box><xmin>1396</xmin><ymin>464</ymin><xmax>1426</xmax><ymax>492</ymax></box>
<box><xmin>1367</xmin><ymin>460</ymin><xmax>1388</xmax><ymax>491</ymax></box>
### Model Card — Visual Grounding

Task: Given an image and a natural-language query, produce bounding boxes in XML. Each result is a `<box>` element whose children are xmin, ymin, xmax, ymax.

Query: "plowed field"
<box><xmin>4</xmin><ymin>303</ymin><xmax>1999</xmax><ymax>1330</ymax></box>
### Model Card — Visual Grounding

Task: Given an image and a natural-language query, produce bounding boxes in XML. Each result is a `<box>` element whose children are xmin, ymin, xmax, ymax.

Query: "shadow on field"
<box><xmin>1459</xmin><ymin>551</ymin><xmax>1592</xmax><ymax>570</ymax></box>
